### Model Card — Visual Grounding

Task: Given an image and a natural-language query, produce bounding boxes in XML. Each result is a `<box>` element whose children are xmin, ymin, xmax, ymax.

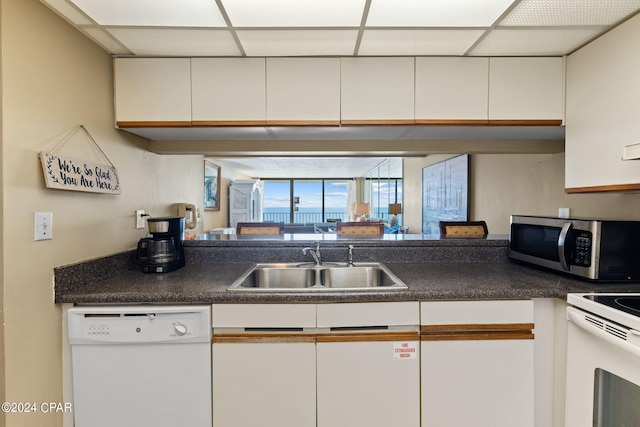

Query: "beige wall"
<box><xmin>1</xmin><ymin>1</ymin><xmax>202</xmax><ymax>425</ymax></box>
<box><xmin>404</xmin><ymin>153</ymin><xmax>640</xmax><ymax>234</ymax></box>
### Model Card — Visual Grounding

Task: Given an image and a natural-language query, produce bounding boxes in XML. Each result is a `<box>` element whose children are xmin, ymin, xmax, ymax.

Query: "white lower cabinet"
<box><xmin>420</xmin><ymin>300</ymin><xmax>535</xmax><ymax>427</ymax></box>
<box><xmin>212</xmin><ymin>302</ymin><xmax>420</xmax><ymax>427</ymax></box>
<box><xmin>317</xmin><ymin>338</ymin><xmax>420</xmax><ymax>427</ymax></box>
<box><xmin>316</xmin><ymin>302</ymin><xmax>420</xmax><ymax>427</ymax></box>
<box><xmin>212</xmin><ymin>340</ymin><xmax>316</xmax><ymax>427</ymax></box>
<box><xmin>211</xmin><ymin>301</ymin><xmax>534</xmax><ymax>427</ymax></box>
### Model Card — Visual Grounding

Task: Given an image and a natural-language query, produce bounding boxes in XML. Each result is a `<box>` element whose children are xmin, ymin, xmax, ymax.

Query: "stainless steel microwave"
<box><xmin>509</xmin><ymin>215</ymin><xmax>640</xmax><ymax>282</ymax></box>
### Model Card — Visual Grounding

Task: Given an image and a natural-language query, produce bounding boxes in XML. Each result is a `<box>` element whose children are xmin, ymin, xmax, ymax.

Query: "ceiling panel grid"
<box><xmin>38</xmin><ymin>0</ymin><xmax>640</xmax><ymax>57</ymax></box>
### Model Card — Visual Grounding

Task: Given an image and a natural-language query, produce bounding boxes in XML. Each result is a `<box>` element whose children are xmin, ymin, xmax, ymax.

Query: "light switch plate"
<box><xmin>35</xmin><ymin>212</ymin><xmax>53</xmax><ymax>241</ymax></box>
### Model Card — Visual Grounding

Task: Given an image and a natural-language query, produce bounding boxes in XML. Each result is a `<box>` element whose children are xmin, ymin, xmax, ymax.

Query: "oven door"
<box><xmin>565</xmin><ymin>307</ymin><xmax>640</xmax><ymax>427</ymax></box>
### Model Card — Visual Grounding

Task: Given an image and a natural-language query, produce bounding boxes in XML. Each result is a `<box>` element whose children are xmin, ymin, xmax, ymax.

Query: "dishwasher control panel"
<box><xmin>68</xmin><ymin>305</ymin><xmax>211</xmax><ymax>344</ymax></box>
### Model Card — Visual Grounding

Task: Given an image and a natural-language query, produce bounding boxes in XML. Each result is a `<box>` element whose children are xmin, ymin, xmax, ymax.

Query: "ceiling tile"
<box><xmin>500</xmin><ymin>0</ymin><xmax>640</xmax><ymax>26</ymax></box>
<box><xmin>83</xmin><ymin>28</ymin><xmax>131</xmax><ymax>55</ymax></box>
<box><xmin>69</xmin><ymin>0</ymin><xmax>227</xmax><ymax>26</ymax></box>
<box><xmin>470</xmin><ymin>28</ymin><xmax>604</xmax><ymax>56</ymax></box>
<box><xmin>237</xmin><ymin>30</ymin><xmax>359</xmax><ymax>56</ymax></box>
<box><xmin>366</xmin><ymin>0</ymin><xmax>517</xmax><ymax>27</ymax></box>
<box><xmin>107</xmin><ymin>29</ymin><xmax>241</xmax><ymax>56</ymax></box>
<box><xmin>221</xmin><ymin>0</ymin><xmax>366</xmax><ymax>27</ymax></box>
<box><xmin>359</xmin><ymin>29</ymin><xmax>485</xmax><ymax>55</ymax></box>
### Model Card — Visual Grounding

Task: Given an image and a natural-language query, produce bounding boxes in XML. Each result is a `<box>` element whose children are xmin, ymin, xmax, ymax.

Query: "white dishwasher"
<box><xmin>68</xmin><ymin>305</ymin><xmax>212</xmax><ymax>427</ymax></box>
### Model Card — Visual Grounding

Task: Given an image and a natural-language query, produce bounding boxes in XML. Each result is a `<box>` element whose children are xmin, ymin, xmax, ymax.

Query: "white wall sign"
<box><xmin>393</xmin><ymin>342</ymin><xmax>418</xmax><ymax>359</ymax></box>
<box><xmin>40</xmin><ymin>152</ymin><xmax>121</xmax><ymax>195</ymax></box>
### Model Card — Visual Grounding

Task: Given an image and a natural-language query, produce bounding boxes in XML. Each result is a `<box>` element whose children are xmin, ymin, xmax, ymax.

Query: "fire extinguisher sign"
<box><xmin>393</xmin><ymin>342</ymin><xmax>418</xmax><ymax>360</ymax></box>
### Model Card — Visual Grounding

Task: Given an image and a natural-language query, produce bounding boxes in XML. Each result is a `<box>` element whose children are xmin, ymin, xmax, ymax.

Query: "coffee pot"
<box><xmin>137</xmin><ymin>217</ymin><xmax>185</xmax><ymax>273</ymax></box>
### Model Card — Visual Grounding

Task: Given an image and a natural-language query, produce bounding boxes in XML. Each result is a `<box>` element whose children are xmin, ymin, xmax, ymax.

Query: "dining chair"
<box><xmin>439</xmin><ymin>221</ymin><xmax>488</xmax><ymax>238</ymax></box>
<box><xmin>236</xmin><ymin>222</ymin><xmax>284</xmax><ymax>235</ymax></box>
<box><xmin>336</xmin><ymin>221</ymin><xmax>384</xmax><ymax>236</ymax></box>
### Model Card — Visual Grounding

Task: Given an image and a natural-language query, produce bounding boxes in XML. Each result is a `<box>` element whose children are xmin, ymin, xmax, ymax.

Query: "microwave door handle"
<box><xmin>558</xmin><ymin>222</ymin><xmax>572</xmax><ymax>271</ymax></box>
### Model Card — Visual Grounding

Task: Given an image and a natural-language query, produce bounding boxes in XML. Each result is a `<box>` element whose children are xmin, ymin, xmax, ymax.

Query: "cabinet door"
<box><xmin>114</xmin><ymin>58</ymin><xmax>191</xmax><ymax>124</ymax></box>
<box><xmin>341</xmin><ymin>57</ymin><xmax>415</xmax><ymax>123</ymax></box>
<box><xmin>420</xmin><ymin>300</ymin><xmax>534</xmax><ymax>427</ymax></box>
<box><xmin>266</xmin><ymin>58</ymin><xmax>340</xmax><ymax>124</ymax></box>
<box><xmin>415</xmin><ymin>57</ymin><xmax>489</xmax><ymax>123</ymax></box>
<box><xmin>488</xmin><ymin>57</ymin><xmax>564</xmax><ymax>122</ymax></box>
<box><xmin>191</xmin><ymin>58</ymin><xmax>266</xmax><ymax>125</ymax></box>
<box><xmin>565</xmin><ymin>14</ymin><xmax>640</xmax><ymax>192</ymax></box>
<box><xmin>212</xmin><ymin>341</ymin><xmax>316</xmax><ymax>427</ymax></box>
<box><xmin>421</xmin><ymin>338</ymin><xmax>534</xmax><ymax>427</ymax></box>
<box><xmin>317</xmin><ymin>337</ymin><xmax>420</xmax><ymax>427</ymax></box>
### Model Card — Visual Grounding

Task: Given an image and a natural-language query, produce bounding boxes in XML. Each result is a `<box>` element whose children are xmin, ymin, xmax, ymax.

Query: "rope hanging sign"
<box><xmin>39</xmin><ymin>125</ymin><xmax>121</xmax><ymax>195</ymax></box>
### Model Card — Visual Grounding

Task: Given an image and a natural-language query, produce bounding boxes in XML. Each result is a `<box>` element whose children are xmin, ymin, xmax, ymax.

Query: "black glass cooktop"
<box><xmin>584</xmin><ymin>295</ymin><xmax>640</xmax><ymax>318</ymax></box>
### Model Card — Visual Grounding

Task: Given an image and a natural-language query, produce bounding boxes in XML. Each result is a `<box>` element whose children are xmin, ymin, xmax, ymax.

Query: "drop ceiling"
<box><xmin>40</xmin><ymin>0</ymin><xmax>640</xmax><ymax>57</ymax></box>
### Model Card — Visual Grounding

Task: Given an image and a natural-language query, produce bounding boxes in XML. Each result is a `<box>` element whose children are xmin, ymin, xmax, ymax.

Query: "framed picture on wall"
<box><xmin>422</xmin><ymin>154</ymin><xmax>469</xmax><ymax>234</ymax></box>
<box><xmin>204</xmin><ymin>160</ymin><xmax>220</xmax><ymax>211</ymax></box>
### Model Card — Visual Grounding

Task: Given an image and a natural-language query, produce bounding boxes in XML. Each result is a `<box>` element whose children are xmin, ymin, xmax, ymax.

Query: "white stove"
<box><xmin>568</xmin><ymin>293</ymin><xmax>640</xmax><ymax>330</ymax></box>
<box><xmin>565</xmin><ymin>293</ymin><xmax>640</xmax><ymax>427</ymax></box>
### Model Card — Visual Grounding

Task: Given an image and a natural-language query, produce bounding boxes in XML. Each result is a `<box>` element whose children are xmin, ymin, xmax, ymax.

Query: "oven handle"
<box><xmin>567</xmin><ymin>307</ymin><xmax>640</xmax><ymax>358</ymax></box>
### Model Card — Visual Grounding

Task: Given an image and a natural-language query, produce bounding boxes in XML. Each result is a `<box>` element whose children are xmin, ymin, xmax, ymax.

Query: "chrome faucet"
<box><xmin>302</xmin><ymin>241</ymin><xmax>322</xmax><ymax>266</ymax></box>
<box><xmin>348</xmin><ymin>244</ymin><xmax>355</xmax><ymax>267</ymax></box>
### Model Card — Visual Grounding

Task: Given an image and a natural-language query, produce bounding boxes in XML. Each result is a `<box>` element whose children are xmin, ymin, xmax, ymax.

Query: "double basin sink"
<box><xmin>227</xmin><ymin>262</ymin><xmax>407</xmax><ymax>291</ymax></box>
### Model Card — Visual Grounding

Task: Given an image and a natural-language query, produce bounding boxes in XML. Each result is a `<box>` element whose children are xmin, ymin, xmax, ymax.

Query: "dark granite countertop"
<box><xmin>55</xmin><ymin>235</ymin><xmax>640</xmax><ymax>304</ymax></box>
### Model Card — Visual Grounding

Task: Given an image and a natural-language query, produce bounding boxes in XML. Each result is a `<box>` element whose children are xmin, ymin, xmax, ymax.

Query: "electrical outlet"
<box><xmin>35</xmin><ymin>212</ymin><xmax>53</xmax><ymax>241</ymax></box>
<box><xmin>558</xmin><ymin>208</ymin><xmax>571</xmax><ymax>218</ymax></box>
<box><xmin>136</xmin><ymin>210</ymin><xmax>146</xmax><ymax>229</ymax></box>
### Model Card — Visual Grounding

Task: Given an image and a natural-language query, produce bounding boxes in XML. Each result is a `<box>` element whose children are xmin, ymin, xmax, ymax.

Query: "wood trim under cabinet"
<box><xmin>487</xmin><ymin>119</ymin><xmax>563</xmax><ymax>126</ymax></box>
<box><xmin>566</xmin><ymin>183</ymin><xmax>640</xmax><ymax>193</ymax></box>
<box><xmin>116</xmin><ymin>121</ymin><xmax>192</xmax><ymax>128</ymax></box>
<box><xmin>421</xmin><ymin>323</ymin><xmax>534</xmax><ymax>341</ymax></box>
<box><xmin>213</xmin><ymin>331</ymin><xmax>419</xmax><ymax>344</ymax></box>
<box><xmin>116</xmin><ymin>119</ymin><xmax>563</xmax><ymax>129</ymax></box>
<box><xmin>415</xmin><ymin>119</ymin><xmax>489</xmax><ymax>126</ymax></box>
<box><xmin>192</xmin><ymin>120</ymin><xmax>267</xmax><ymax>127</ymax></box>
<box><xmin>340</xmin><ymin>119</ymin><xmax>415</xmax><ymax>126</ymax></box>
<box><xmin>212</xmin><ymin>333</ymin><xmax>316</xmax><ymax>344</ymax></box>
<box><xmin>421</xmin><ymin>323</ymin><xmax>535</xmax><ymax>332</ymax></box>
<box><xmin>265</xmin><ymin>120</ymin><xmax>341</xmax><ymax>127</ymax></box>
<box><xmin>316</xmin><ymin>331</ymin><xmax>419</xmax><ymax>343</ymax></box>
<box><xmin>421</xmin><ymin>330</ymin><xmax>535</xmax><ymax>341</ymax></box>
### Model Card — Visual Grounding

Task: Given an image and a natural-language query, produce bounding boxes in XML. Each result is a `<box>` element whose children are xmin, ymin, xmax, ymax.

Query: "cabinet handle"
<box><xmin>420</xmin><ymin>323</ymin><xmax>534</xmax><ymax>341</ymax></box>
<box><xmin>316</xmin><ymin>331</ymin><xmax>419</xmax><ymax>343</ymax></box>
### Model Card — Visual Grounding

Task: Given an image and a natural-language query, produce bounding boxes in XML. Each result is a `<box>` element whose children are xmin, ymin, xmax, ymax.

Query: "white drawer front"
<box><xmin>212</xmin><ymin>304</ymin><xmax>316</xmax><ymax>328</ymax></box>
<box><xmin>317</xmin><ymin>302</ymin><xmax>419</xmax><ymax>328</ymax></box>
<box><xmin>420</xmin><ymin>300</ymin><xmax>533</xmax><ymax>325</ymax></box>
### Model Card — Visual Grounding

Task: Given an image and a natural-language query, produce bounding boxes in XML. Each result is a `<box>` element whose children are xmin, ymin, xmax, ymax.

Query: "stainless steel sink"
<box><xmin>227</xmin><ymin>262</ymin><xmax>407</xmax><ymax>291</ymax></box>
<box><xmin>240</xmin><ymin>264</ymin><xmax>316</xmax><ymax>289</ymax></box>
<box><xmin>321</xmin><ymin>266</ymin><xmax>397</xmax><ymax>288</ymax></box>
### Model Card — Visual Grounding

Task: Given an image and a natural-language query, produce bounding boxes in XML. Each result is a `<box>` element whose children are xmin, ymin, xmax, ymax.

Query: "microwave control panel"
<box><xmin>572</xmin><ymin>230</ymin><xmax>592</xmax><ymax>267</ymax></box>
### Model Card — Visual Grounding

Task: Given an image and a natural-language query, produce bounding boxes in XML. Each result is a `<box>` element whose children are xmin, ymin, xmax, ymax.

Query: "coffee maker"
<box><xmin>137</xmin><ymin>217</ymin><xmax>185</xmax><ymax>273</ymax></box>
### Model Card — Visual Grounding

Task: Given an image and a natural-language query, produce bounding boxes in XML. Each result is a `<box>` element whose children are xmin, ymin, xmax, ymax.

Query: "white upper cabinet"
<box><xmin>488</xmin><ymin>57</ymin><xmax>564</xmax><ymax>122</ymax></box>
<box><xmin>266</xmin><ymin>58</ymin><xmax>340</xmax><ymax>124</ymax></box>
<box><xmin>415</xmin><ymin>57</ymin><xmax>489</xmax><ymax>122</ymax></box>
<box><xmin>191</xmin><ymin>58</ymin><xmax>266</xmax><ymax>124</ymax></box>
<box><xmin>340</xmin><ymin>57</ymin><xmax>415</xmax><ymax>123</ymax></box>
<box><xmin>565</xmin><ymin>14</ymin><xmax>640</xmax><ymax>192</ymax></box>
<box><xmin>114</xmin><ymin>58</ymin><xmax>191</xmax><ymax>123</ymax></box>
